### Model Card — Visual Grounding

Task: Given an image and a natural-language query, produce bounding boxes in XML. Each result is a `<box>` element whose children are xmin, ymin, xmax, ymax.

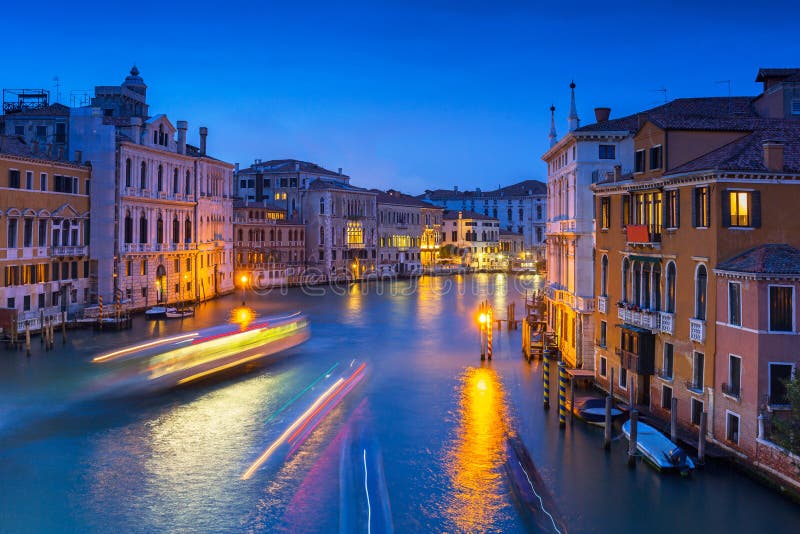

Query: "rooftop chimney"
<box><xmin>454</xmin><ymin>185</ymin><xmax>458</xmax><ymax>192</ymax></box>
<box><xmin>614</xmin><ymin>165</ymin><xmax>622</xmax><ymax>181</ymax></box>
<box><xmin>199</xmin><ymin>126</ymin><xmax>208</xmax><ymax>155</ymax></box>
<box><xmin>46</xmin><ymin>143</ymin><xmax>53</xmax><ymax>157</ymax></box>
<box><xmin>32</xmin><ymin>140</ymin><xmax>39</xmax><ymax>154</ymax></box>
<box><xmin>295</xmin><ymin>161</ymin><xmax>300</xmax><ymax>171</ymax></box>
<box><xmin>594</xmin><ymin>107</ymin><xmax>611</xmax><ymax>122</ymax></box>
<box><xmin>763</xmin><ymin>140</ymin><xmax>785</xmax><ymax>172</ymax></box>
<box><xmin>57</xmin><ymin>146</ymin><xmax>64</xmax><ymax>160</ymax></box>
<box><xmin>338</xmin><ymin>167</ymin><xmax>342</xmax><ymax>175</ymax></box>
<box><xmin>75</xmin><ymin>150</ymin><xmax>82</xmax><ymax>163</ymax></box>
<box><xmin>130</xmin><ymin>117</ymin><xmax>143</xmax><ymax>144</ymax></box>
<box><xmin>176</xmin><ymin>120</ymin><xmax>188</xmax><ymax>155</ymax></box>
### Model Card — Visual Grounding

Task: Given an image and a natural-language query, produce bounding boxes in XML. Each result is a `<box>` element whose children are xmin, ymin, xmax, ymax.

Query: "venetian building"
<box><xmin>542</xmin><ymin>82</ymin><xmax>636</xmax><ymax>370</ymax></box>
<box><xmin>70</xmin><ymin>67</ymin><xmax>234</xmax><ymax>308</ymax></box>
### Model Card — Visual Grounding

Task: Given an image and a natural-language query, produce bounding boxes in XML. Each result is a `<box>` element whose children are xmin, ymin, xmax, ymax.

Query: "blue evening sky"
<box><xmin>3</xmin><ymin>0</ymin><xmax>799</xmax><ymax>193</ymax></box>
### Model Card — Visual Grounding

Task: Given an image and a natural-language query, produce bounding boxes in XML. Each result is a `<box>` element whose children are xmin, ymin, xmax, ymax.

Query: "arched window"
<box><xmin>124</xmin><ymin>211</ymin><xmax>133</xmax><ymax>244</ymax></box>
<box><xmin>319</xmin><ymin>198</ymin><xmax>325</xmax><ymax>214</ymax></box>
<box><xmin>320</xmin><ymin>227</ymin><xmax>325</xmax><ymax>245</ymax></box>
<box><xmin>157</xmin><ymin>165</ymin><xmax>163</xmax><ymax>192</ymax></box>
<box><xmin>696</xmin><ymin>264</ymin><xmax>708</xmax><ymax>320</ymax></box>
<box><xmin>633</xmin><ymin>261</ymin><xmax>642</xmax><ymax>305</ymax></box>
<box><xmin>140</xmin><ymin>161</ymin><xmax>147</xmax><ymax>189</ymax></box>
<box><xmin>139</xmin><ymin>214</ymin><xmax>148</xmax><ymax>243</ymax></box>
<box><xmin>600</xmin><ymin>255</ymin><xmax>608</xmax><ymax>297</ymax></box>
<box><xmin>237</xmin><ymin>229</ymin><xmax>243</xmax><ymax>241</ymax></box>
<box><xmin>185</xmin><ymin>171</ymin><xmax>191</xmax><ymax>195</ymax></box>
<box><xmin>666</xmin><ymin>262</ymin><xmax>676</xmax><ymax>313</ymax></box>
<box><xmin>153</xmin><ymin>129</ymin><xmax>158</xmax><ymax>145</ymax></box>
<box><xmin>642</xmin><ymin>264</ymin><xmax>651</xmax><ymax>309</ymax></box>
<box><xmin>62</xmin><ymin>220</ymin><xmax>71</xmax><ymax>246</ymax></box>
<box><xmin>270</xmin><ymin>229</ymin><xmax>275</xmax><ymax>242</ymax></box>
<box><xmin>172</xmin><ymin>217</ymin><xmax>180</xmax><ymax>243</ymax></box>
<box><xmin>622</xmin><ymin>257</ymin><xmax>630</xmax><ymax>302</ymax></box>
<box><xmin>653</xmin><ymin>263</ymin><xmax>662</xmax><ymax>312</ymax></box>
<box><xmin>173</xmin><ymin>169</ymin><xmax>179</xmax><ymax>194</ymax></box>
<box><xmin>184</xmin><ymin>217</ymin><xmax>192</xmax><ymax>243</ymax></box>
<box><xmin>156</xmin><ymin>215</ymin><xmax>164</xmax><ymax>244</ymax></box>
<box><xmin>125</xmin><ymin>158</ymin><xmax>132</xmax><ymax>187</ymax></box>
<box><xmin>278</xmin><ymin>229</ymin><xmax>282</xmax><ymax>241</ymax></box>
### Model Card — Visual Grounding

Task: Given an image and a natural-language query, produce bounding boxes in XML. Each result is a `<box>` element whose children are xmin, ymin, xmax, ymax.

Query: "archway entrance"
<box><xmin>155</xmin><ymin>264</ymin><xmax>167</xmax><ymax>304</ymax></box>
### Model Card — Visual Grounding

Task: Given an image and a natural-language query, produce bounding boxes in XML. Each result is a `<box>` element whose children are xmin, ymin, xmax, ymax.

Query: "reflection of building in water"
<box><xmin>445</xmin><ymin>367</ymin><xmax>510</xmax><ymax>531</ymax></box>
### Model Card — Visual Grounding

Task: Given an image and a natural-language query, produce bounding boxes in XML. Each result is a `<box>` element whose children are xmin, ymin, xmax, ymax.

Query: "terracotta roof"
<box><xmin>307</xmin><ymin>178</ymin><xmax>372</xmax><ymax>193</ymax></box>
<box><xmin>575</xmin><ymin>97</ymin><xmax>759</xmax><ymax>134</ymax></box>
<box><xmin>421</xmin><ymin>178</ymin><xmax>546</xmax><ymax>200</ymax></box>
<box><xmin>667</xmin><ymin>121</ymin><xmax>800</xmax><ymax>174</ymax></box>
<box><xmin>239</xmin><ymin>159</ymin><xmax>346</xmax><ymax>177</ymax></box>
<box><xmin>372</xmin><ymin>189</ymin><xmax>439</xmax><ymax>208</ymax></box>
<box><xmin>717</xmin><ymin>244</ymin><xmax>800</xmax><ymax>275</ymax></box>
<box><xmin>3</xmin><ymin>103</ymin><xmax>70</xmax><ymax>117</ymax></box>
<box><xmin>0</xmin><ymin>135</ymin><xmax>84</xmax><ymax>165</ymax></box>
<box><xmin>755</xmin><ymin>68</ymin><xmax>800</xmax><ymax>82</ymax></box>
<box><xmin>442</xmin><ymin>209</ymin><xmax>498</xmax><ymax>221</ymax></box>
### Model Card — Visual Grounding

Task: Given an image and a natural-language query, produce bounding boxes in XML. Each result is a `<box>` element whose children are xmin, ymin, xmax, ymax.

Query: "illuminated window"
<box><xmin>347</xmin><ymin>221</ymin><xmax>363</xmax><ymax>247</ymax></box>
<box><xmin>728</xmin><ymin>191</ymin><xmax>753</xmax><ymax>227</ymax></box>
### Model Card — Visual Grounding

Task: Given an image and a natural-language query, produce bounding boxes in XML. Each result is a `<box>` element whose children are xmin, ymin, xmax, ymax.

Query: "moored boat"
<box><xmin>144</xmin><ymin>306</ymin><xmax>167</xmax><ymax>320</ymax></box>
<box><xmin>165</xmin><ymin>307</ymin><xmax>195</xmax><ymax>319</ymax></box>
<box><xmin>572</xmin><ymin>397</ymin><xmax>626</xmax><ymax>427</ymax></box>
<box><xmin>622</xmin><ymin>419</ymin><xmax>695</xmax><ymax>474</ymax></box>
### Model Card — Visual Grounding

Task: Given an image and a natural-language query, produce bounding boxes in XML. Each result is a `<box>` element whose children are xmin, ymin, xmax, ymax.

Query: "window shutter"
<box><xmin>675</xmin><ymin>190</ymin><xmax>681</xmax><ymax>228</ymax></box>
<box><xmin>721</xmin><ymin>189</ymin><xmax>731</xmax><ymax>228</ymax></box>
<box><xmin>691</xmin><ymin>189</ymin><xmax>697</xmax><ymax>227</ymax></box>
<box><xmin>752</xmin><ymin>190</ymin><xmax>761</xmax><ymax>228</ymax></box>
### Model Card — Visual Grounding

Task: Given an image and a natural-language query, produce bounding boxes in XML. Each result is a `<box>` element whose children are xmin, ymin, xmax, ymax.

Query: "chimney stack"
<box><xmin>130</xmin><ymin>117</ymin><xmax>142</xmax><ymax>144</ymax></box>
<box><xmin>32</xmin><ymin>140</ymin><xmax>39</xmax><ymax>154</ymax></box>
<box><xmin>46</xmin><ymin>143</ymin><xmax>53</xmax><ymax>157</ymax></box>
<box><xmin>57</xmin><ymin>146</ymin><xmax>64</xmax><ymax>160</ymax></box>
<box><xmin>338</xmin><ymin>167</ymin><xmax>342</xmax><ymax>175</ymax></box>
<box><xmin>75</xmin><ymin>150</ymin><xmax>82</xmax><ymax>163</ymax></box>
<box><xmin>199</xmin><ymin>126</ymin><xmax>208</xmax><ymax>155</ymax></box>
<box><xmin>454</xmin><ymin>185</ymin><xmax>458</xmax><ymax>192</ymax></box>
<box><xmin>594</xmin><ymin>107</ymin><xmax>611</xmax><ymax>122</ymax></box>
<box><xmin>614</xmin><ymin>165</ymin><xmax>622</xmax><ymax>181</ymax></box>
<box><xmin>763</xmin><ymin>140</ymin><xmax>785</xmax><ymax>172</ymax></box>
<box><xmin>177</xmin><ymin>120</ymin><xmax>188</xmax><ymax>155</ymax></box>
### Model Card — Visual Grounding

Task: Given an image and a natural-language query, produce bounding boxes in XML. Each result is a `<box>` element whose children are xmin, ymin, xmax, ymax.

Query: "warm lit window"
<box><xmin>665</xmin><ymin>190</ymin><xmax>679</xmax><ymax>228</ymax></box>
<box><xmin>347</xmin><ymin>222</ymin><xmax>364</xmax><ymax>246</ymax></box>
<box><xmin>726</xmin><ymin>190</ymin><xmax>760</xmax><ymax>228</ymax></box>
<box><xmin>599</xmin><ymin>197</ymin><xmax>610</xmax><ymax>229</ymax></box>
<box><xmin>693</xmin><ymin>187</ymin><xmax>710</xmax><ymax>227</ymax></box>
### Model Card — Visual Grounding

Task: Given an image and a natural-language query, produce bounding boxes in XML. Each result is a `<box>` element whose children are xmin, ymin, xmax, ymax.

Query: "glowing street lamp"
<box><xmin>240</xmin><ymin>273</ymin><xmax>248</xmax><ymax>305</ymax></box>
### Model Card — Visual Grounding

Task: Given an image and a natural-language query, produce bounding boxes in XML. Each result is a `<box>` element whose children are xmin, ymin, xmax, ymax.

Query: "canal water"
<box><xmin>0</xmin><ymin>274</ymin><xmax>798</xmax><ymax>533</ymax></box>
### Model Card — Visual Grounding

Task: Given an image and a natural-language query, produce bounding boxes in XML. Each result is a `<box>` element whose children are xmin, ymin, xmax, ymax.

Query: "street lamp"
<box><xmin>240</xmin><ymin>273</ymin><xmax>248</xmax><ymax>305</ymax></box>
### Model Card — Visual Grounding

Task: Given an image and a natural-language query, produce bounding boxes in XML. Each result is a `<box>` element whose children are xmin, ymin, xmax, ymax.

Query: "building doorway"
<box><xmin>156</xmin><ymin>264</ymin><xmax>167</xmax><ymax>304</ymax></box>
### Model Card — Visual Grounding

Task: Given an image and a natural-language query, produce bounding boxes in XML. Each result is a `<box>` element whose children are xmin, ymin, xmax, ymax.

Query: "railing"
<box><xmin>597</xmin><ymin>296</ymin><xmax>608</xmax><ymax>314</ymax></box>
<box><xmin>721</xmin><ymin>382</ymin><xmax>741</xmax><ymax>400</ymax></box>
<box><xmin>347</xmin><ymin>242</ymin><xmax>365</xmax><ymax>249</ymax></box>
<box><xmin>52</xmin><ymin>245</ymin><xmax>88</xmax><ymax>256</ymax></box>
<box><xmin>689</xmin><ymin>318</ymin><xmax>706</xmax><ymax>343</ymax></box>
<box><xmin>559</xmin><ymin>220</ymin><xmax>576</xmax><ymax>233</ymax></box>
<box><xmin>659</xmin><ymin>312</ymin><xmax>674</xmax><ymax>334</ymax></box>
<box><xmin>685</xmin><ymin>379</ymin><xmax>704</xmax><ymax>393</ymax></box>
<box><xmin>617</xmin><ymin>305</ymin><xmax>659</xmax><ymax>330</ymax></box>
<box><xmin>575</xmin><ymin>296</ymin><xmax>594</xmax><ymax>313</ymax></box>
<box><xmin>616</xmin><ymin>348</ymin><xmax>640</xmax><ymax>372</ymax></box>
<box><xmin>654</xmin><ymin>367</ymin><xmax>673</xmax><ymax>381</ymax></box>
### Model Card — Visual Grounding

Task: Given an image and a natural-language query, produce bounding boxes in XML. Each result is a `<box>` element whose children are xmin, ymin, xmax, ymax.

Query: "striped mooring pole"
<box><xmin>543</xmin><ymin>356</ymin><xmax>550</xmax><ymax>409</ymax></box>
<box><xmin>98</xmin><ymin>295</ymin><xmax>103</xmax><ymax>327</ymax></box>
<box><xmin>558</xmin><ymin>361</ymin><xmax>567</xmax><ymax>427</ymax></box>
<box><xmin>486</xmin><ymin>304</ymin><xmax>493</xmax><ymax>360</ymax></box>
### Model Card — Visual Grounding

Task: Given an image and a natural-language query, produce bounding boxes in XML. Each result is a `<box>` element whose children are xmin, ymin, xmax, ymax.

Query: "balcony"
<box><xmin>659</xmin><ymin>312</ymin><xmax>674</xmax><ymax>335</ymax></box>
<box><xmin>52</xmin><ymin>245</ymin><xmax>87</xmax><ymax>256</ymax></box>
<box><xmin>559</xmin><ymin>220</ymin><xmax>576</xmax><ymax>233</ymax></box>
<box><xmin>617</xmin><ymin>304</ymin><xmax>659</xmax><ymax>331</ymax></box>
<box><xmin>721</xmin><ymin>382</ymin><xmax>742</xmax><ymax>401</ymax></box>
<box><xmin>689</xmin><ymin>318</ymin><xmax>706</xmax><ymax>343</ymax></box>
<box><xmin>616</xmin><ymin>348</ymin><xmax>654</xmax><ymax>375</ymax></box>
<box><xmin>685</xmin><ymin>379</ymin><xmax>704</xmax><ymax>393</ymax></box>
<box><xmin>597</xmin><ymin>296</ymin><xmax>608</xmax><ymax>314</ymax></box>
<box><xmin>347</xmin><ymin>242</ymin><xmax>365</xmax><ymax>249</ymax></box>
<box><xmin>625</xmin><ymin>225</ymin><xmax>661</xmax><ymax>248</ymax></box>
<box><xmin>575</xmin><ymin>296</ymin><xmax>594</xmax><ymax>313</ymax></box>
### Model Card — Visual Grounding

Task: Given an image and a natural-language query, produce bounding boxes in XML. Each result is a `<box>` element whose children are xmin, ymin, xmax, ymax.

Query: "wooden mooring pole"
<box><xmin>604</xmin><ymin>396</ymin><xmax>612</xmax><ymax>449</ymax></box>
<box><xmin>628</xmin><ymin>410</ymin><xmax>639</xmax><ymax>467</ymax></box>
<box><xmin>670</xmin><ymin>396</ymin><xmax>678</xmax><ymax>443</ymax></box>
<box><xmin>25</xmin><ymin>322</ymin><xmax>31</xmax><ymax>357</ymax></box>
<box><xmin>61</xmin><ymin>311</ymin><xmax>67</xmax><ymax>344</ymax></box>
<box><xmin>698</xmin><ymin>412</ymin><xmax>707</xmax><ymax>465</ymax></box>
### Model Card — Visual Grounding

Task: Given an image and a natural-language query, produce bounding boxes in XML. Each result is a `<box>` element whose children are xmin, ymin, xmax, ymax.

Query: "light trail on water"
<box><xmin>266</xmin><ymin>362</ymin><xmax>340</xmax><ymax>425</ymax></box>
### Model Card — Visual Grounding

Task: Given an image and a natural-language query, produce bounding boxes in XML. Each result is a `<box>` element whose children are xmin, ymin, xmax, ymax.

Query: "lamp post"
<box><xmin>240</xmin><ymin>273</ymin><xmax>248</xmax><ymax>306</ymax></box>
<box><xmin>478</xmin><ymin>309</ymin><xmax>487</xmax><ymax>360</ymax></box>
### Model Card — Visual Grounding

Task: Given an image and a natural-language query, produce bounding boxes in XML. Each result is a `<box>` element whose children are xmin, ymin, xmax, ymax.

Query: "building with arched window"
<box><xmin>0</xmin><ymin>136</ymin><xmax>91</xmax><ymax>329</ymax></box>
<box><xmin>69</xmin><ymin>66</ymin><xmax>234</xmax><ymax>309</ymax></box>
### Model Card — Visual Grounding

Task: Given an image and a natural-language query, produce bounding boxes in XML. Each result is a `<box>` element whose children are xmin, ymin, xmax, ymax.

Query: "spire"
<box><xmin>548</xmin><ymin>104</ymin><xmax>558</xmax><ymax>148</ymax></box>
<box><xmin>567</xmin><ymin>80</ymin><xmax>580</xmax><ymax>132</ymax></box>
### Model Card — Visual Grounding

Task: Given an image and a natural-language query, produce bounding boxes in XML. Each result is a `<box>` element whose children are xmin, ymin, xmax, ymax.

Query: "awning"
<box><xmin>615</xmin><ymin>323</ymin><xmax>652</xmax><ymax>334</ymax></box>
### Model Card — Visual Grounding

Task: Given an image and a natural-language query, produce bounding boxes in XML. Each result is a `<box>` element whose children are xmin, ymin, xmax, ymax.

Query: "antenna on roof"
<box><xmin>650</xmin><ymin>87</ymin><xmax>667</xmax><ymax>103</ymax></box>
<box><xmin>52</xmin><ymin>76</ymin><xmax>61</xmax><ymax>104</ymax></box>
<box><xmin>715</xmin><ymin>79</ymin><xmax>732</xmax><ymax>97</ymax></box>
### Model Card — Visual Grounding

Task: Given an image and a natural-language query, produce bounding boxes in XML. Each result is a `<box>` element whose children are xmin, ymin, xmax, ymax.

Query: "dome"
<box><xmin>123</xmin><ymin>65</ymin><xmax>146</xmax><ymax>88</ymax></box>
